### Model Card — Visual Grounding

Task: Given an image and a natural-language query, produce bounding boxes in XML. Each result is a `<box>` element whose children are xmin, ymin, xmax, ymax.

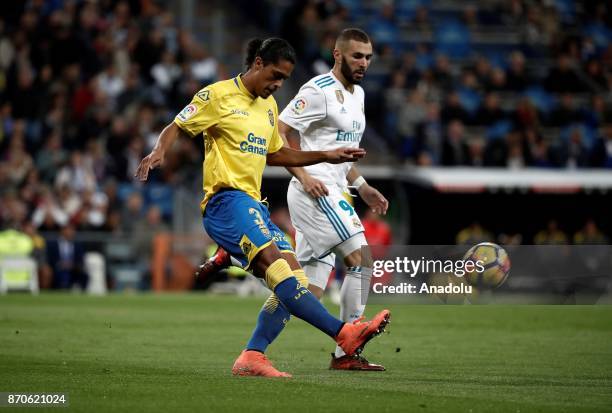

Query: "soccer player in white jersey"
<box><xmin>198</xmin><ymin>29</ymin><xmax>389</xmax><ymax>370</ymax></box>
<box><xmin>278</xmin><ymin>28</ymin><xmax>389</xmax><ymax>370</ymax></box>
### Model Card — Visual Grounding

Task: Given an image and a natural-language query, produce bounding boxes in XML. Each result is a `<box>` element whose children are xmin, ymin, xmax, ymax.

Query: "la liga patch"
<box><xmin>178</xmin><ymin>104</ymin><xmax>198</xmax><ymax>121</ymax></box>
<box><xmin>291</xmin><ymin>97</ymin><xmax>307</xmax><ymax>115</ymax></box>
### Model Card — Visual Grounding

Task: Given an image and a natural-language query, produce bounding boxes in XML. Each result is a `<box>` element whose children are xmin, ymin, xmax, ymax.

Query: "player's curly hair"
<box><xmin>244</xmin><ymin>38</ymin><xmax>296</xmax><ymax>70</ymax></box>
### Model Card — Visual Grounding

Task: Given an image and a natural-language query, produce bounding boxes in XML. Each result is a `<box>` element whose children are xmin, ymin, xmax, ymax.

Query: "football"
<box><xmin>463</xmin><ymin>242</ymin><xmax>511</xmax><ymax>288</ymax></box>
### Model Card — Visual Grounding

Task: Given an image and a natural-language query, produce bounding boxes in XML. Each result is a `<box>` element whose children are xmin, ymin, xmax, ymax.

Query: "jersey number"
<box><xmin>339</xmin><ymin>200</ymin><xmax>354</xmax><ymax>216</ymax></box>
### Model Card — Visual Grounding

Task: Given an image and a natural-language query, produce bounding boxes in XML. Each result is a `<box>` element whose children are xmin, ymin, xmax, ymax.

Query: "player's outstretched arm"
<box><xmin>267</xmin><ymin>146</ymin><xmax>366</xmax><ymax>167</ymax></box>
<box><xmin>135</xmin><ymin>122</ymin><xmax>188</xmax><ymax>181</ymax></box>
<box><xmin>278</xmin><ymin>120</ymin><xmax>329</xmax><ymax>197</ymax></box>
<box><xmin>347</xmin><ymin>166</ymin><xmax>389</xmax><ymax>215</ymax></box>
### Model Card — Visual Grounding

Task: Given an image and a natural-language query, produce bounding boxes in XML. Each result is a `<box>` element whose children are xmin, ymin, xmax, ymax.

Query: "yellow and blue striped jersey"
<box><xmin>174</xmin><ymin>75</ymin><xmax>284</xmax><ymax>210</ymax></box>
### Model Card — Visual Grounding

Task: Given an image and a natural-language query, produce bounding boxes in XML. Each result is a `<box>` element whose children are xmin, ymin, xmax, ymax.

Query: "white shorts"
<box><xmin>287</xmin><ymin>179</ymin><xmax>366</xmax><ymax>266</ymax></box>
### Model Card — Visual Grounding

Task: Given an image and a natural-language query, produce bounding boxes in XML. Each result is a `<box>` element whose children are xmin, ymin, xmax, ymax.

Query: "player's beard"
<box><xmin>340</xmin><ymin>56</ymin><xmax>364</xmax><ymax>84</ymax></box>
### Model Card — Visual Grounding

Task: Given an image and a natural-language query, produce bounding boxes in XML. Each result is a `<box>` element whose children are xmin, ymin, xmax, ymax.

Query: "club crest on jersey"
<box><xmin>178</xmin><ymin>104</ymin><xmax>197</xmax><ymax>121</ymax></box>
<box><xmin>292</xmin><ymin>97</ymin><xmax>307</xmax><ymax>115</ymax></box>
<box><xmin>268</xmin><ymin>109</ymin><xmax>274</xmax><ymax>126</ymax></box>
<box><xmin>335</xmin><ymin>90</ymin><xmax>344</xmax><ymax>104</ymax></box>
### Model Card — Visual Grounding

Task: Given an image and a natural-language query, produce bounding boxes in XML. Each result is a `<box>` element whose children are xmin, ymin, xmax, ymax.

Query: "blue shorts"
<box><xmin>203</xmin><ymin>189</ymin><xmax>294</xmax><ymax>268</ymax></box>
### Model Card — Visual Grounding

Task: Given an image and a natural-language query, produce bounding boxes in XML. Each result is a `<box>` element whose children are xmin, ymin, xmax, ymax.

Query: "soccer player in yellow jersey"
<box><xmin>135</xmin><ymin>38</ymin><xmax>390</xmax><ymax>378</ymax></box>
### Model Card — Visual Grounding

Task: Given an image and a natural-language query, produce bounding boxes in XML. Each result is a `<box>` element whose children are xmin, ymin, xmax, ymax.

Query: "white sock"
<box><xmin>334</xmin><ymin>266</ymin><xmax>372</xmax><ymax>358</ymax></box>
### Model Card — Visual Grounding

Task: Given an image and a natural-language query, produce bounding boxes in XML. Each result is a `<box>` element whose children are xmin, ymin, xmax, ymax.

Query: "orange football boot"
<box><xmin>329</xmin><ymin>353</ymin><xmax>386</xmax><ymax>371</ymax></box>
<box><xmin>195</xmin><ymin>246</ymin><xmax>231</xmax><ymax>288</ymax></box>
<box><xmin>231</xmin><ymin>350</ymin><xmax>292</xmax><ymax>378</ymax></box>
<box><xmin>335</xmin><ymin>310</ymin><xmax>390</xmax><ymax>357</ymax></box>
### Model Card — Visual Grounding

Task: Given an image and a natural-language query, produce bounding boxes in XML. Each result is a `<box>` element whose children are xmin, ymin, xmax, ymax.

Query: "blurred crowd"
<box><xmin>456</xmin><ymin>218</ymin><xmax>610</xmax><ymax>246</ymax></box>
<box><xmin>276</xmin><ymin>0</ymin><xmax>612</xmax><ymax>166</ymax></box>
<box><xmin>0</xmin><ymin>0</ymin><xmax>611</xmax><ymax>290</ymax></box>
<box><xmin>0</xmin><ymin>1</ymin><xmax>225</xmax><ymax>233</ymax></box>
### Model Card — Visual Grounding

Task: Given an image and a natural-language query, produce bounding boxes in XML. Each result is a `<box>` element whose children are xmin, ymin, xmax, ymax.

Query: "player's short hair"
<box><xmin>336</xmin><ymin>28</ymin><xmax>371</xmax><ymax>50</ymax></box>
<box><xmin>244</xmin><ymin>38</ymin><xmax>296</xmax><ymax>69</ymax></box>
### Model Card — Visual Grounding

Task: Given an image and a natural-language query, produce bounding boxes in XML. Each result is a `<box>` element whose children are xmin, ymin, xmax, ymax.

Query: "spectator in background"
<box><xmin>486</xmin><ymin>67</ymin><xmax>508</xmax><ymax>91</ymax></box>
<box><xmin>151</xmin><ymin>50</ymin><xmax>181</xmax><ymax>92</ymax></box>
<box><xmin>22</xmin><ymin>222</ymin><xmax>52</xmax><ymax>289</ymax></box>
<box><xmin>583</xmin><ymin>59</ymin><xmax>608</xmax><ymax>92</ymax></box>
<box><xmin>46</xmin><ymin>223</ymin><xmax>88</xmax><ymax>290</ymax></box>
<box><xmin>133</xmin><ymin>28</ymin><xmax>165</xmax><ymax>83</ymax></box>
<box><xmin>413</xmin><ymin>6</ymin><xmax>432</xmax><ymax>32</ymax></box>
<box><xmin>590</xmin><ymin>124</ymin><xmax>612</xmax><ymax>168</ymax></box>
<box><xmin>584</xmin><ymin>95</ymin><xmax>612</xmax><ymax>129</ymax></box>
<box><xmin>550</xmin><ymin>126</ymin><xmax>590</xmax><ymax>168</ymax></box>
<box><xmin>4</xmin><ymin>127</ymin><xmax>33</xmax><ymax>186</ymax></box>
<box><xmin>399</xmin><ymin>52</ymin><xmax>421</xmax><ymax>88</ymax></box>
<box><xmin>84</xmin><ymin>140</ymin><xmax>110</xmax><ymax>184</ymax></box>
<box><xmin>548</xmin><ymin>94</ymin><xmax>581</xmax><ymax>127</ymax></box>
<box><xmin>524</xmin><ymin>128</ymin><xmax>552</xmax><ymax>167</ymax></box>
<box><xmin>116</xmin><ymin>66</ymin><xmax>144</xmax><ymax>112</ymax></box>
<box><xmin>473</xmin><ymin>56</ymin><xmax>492</xmax><ymax>89</ymax></box>
<box><xmin>506</xmin><ymin>131</ymin><xmax>528</xmax><ymax>169</ymax></box>
<box><xmin>442</xmin><ymin>120</ymin><xmax>470</xmax><ymax>166</ymax></box>
<box><xmin>55</xmin><ymin>151</ymin><xmax>97</xmax><ymax>193</ymax></box>
<box><xmin>474</xmin><ymin>92</ymin><xmax>506</xmax><ymax>126</ymax></box>
<box><xmin>441</xmin><ymin>91</ymin><xmax>469</xmax><ymax>124</ymax></box>
<box><xmin>367</xmin><ymin>3</ymin><xmax>399</xmax><ymax>53</ymax></box>
<box><xmin>120</xmin><ymin>191</ymin><xmax>143</xmax><ymax>234</ymax></box>
<box><xmin>397</xmin><ymin>90</ymin><xmax>427</xmax><ymax>158</ymax></box>
<box><xmin>433</xmin><ymin>55</ymin><xmax>454</xmax><ymax>92</ymax></box>
<box><xmin>96</xmin><ymin>64</ymin><xmax>125</xmax><ymax>108</ymax></box>
<box><xmin>574</xmin><ymin>219</ymin><xmax>609</xmax><ymax>244</ymax></box>
<box><xmin>7</xmin><ymin>64</ymin><xmax>40</xmax><ymax>121</ymax></box>
<box><xmin>514</xmin><ymin>97</ymin><xmax>540</xmax><ymax>129</ymax></box>
<box><xmin>505</xmin><ymin>51</ymin><xmax>530</xmax><ymax>92</ymax></box>
<box><xmin>189</xmin><ymin>46</ymin><xmax>222</xmax><ymax>86</ymax></box>
<box><xmin>31</xmin><ymin>187</ymin><xmax>68</xmax><ymax>231</ymax></box>
<box><xmin>467</xmin><ymin>139</ymin><xmax>486</xmax><ymax>167</ymax></box>
<box><xmin>545</xmin><ymin>54</ymin><xmax>585</xmax><ymax>93</ymax></box>
<box><xmin>456</xmin><ymin>222</ymin><xmax>494</xmax><ymax>244</ymax></box>
<box><xmin>36</xmin><ymin>132</ymin><xmax>68</xmax><ymax>184</ymax></box>
<box><xmin>116</xmin><ymin>136</ymin><xmax>146</xmax><ymax>183</ymax></box>
<box><xmin>133</xmin><ymin>205</ymin><xmax>169</xmax><ymax>282</ymax></box>
<box><xmin>73</xmin><ymin>188</ymin><xmax>108</xmax><ymax>231</ymax></box>
<box><xmin>415</xmin><ymin>101</ymin><xmax>443</xmax><ymax>164</ymax></box>
<box><xmin>534</xmin><ymin>220</ymin><xmax>568</xmax><ymax>244</ymax></box>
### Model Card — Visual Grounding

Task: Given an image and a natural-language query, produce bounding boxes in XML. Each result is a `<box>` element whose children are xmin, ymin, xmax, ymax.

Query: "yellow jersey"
<box><xmin>174</xmin><ymin>75</ymin><xmax>284</xmax><ymax>211</ymax></box>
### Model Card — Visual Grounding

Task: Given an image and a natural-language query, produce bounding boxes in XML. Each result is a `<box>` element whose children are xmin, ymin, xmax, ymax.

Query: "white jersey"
<box><xmin>279</xmin><ymin>71</ymin><xmax>366</xmax><ymax>189</ymax></box>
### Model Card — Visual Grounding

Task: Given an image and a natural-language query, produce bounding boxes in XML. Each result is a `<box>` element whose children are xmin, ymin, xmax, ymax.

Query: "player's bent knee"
<box><xmin>281</xmin><ymin>251</ymin><xmax>301</xmax><ymax>271</ymax></box>
<box><xmin>293</xmin><ymin>268</ymin><xmax>309</xmax><ymax>288</ymax></box>
<box><xmin>337</xmin><ymin>232</ymin><xmax>368</xmax><ymax>265</ymax></box>
<box><xmin>302</xmin><ymin>261</ymin><xmax>333</xmax><ymax>291</ymax></box>
<box><xmin>264</xmin><ymin>258</ymin><xmax>294</xmax><ymax>290</ymax></box>
<box><xmin>343</xmin><ymin>249</ymin><xmax>362</xmax><ymax>267</ymax></box>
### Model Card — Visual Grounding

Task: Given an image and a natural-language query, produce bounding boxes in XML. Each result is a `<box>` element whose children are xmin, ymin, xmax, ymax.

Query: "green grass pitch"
<box><xmin>1</xmin><ymin>294</ymin><xmax>611</xmax><ymax>412</ymax></box>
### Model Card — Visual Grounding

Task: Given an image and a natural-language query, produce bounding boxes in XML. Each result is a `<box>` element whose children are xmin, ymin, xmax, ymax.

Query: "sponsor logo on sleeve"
<box><xmin>177</xmin><ymin>104</ymin><xmax>197</xmax><ymax>121</ymax></box>
<box><xmin>291</xmin><ymin>97</ymin><xmax>307</xmax><ymax>115</ymax></box>
<box><xmin>196</xmin><ymin>90</ymin><xmax>210</xmax><ymax>101</ymax></box>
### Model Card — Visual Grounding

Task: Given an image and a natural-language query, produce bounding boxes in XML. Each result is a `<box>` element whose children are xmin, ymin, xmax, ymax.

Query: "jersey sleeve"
<box><xmin>278</xmin><ymin>84</ymin><xmax>326</xmax><ymax>133</ymax></box>
<box><xmin>268</xmin><ymin>101</ymin><xmax>284</xmax><ymax>154</ymax></box>
<box><xmin>173</xmin><ymin>87</ymin><xmax>219</xmax><ymax>137</ymax></box>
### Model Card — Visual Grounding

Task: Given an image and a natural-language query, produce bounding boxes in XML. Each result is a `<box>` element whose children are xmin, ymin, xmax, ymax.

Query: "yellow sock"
<box><xmin>264</xmin><ymin>258</ymin><xmax>293</xmax><ymax>290</ymax></box>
